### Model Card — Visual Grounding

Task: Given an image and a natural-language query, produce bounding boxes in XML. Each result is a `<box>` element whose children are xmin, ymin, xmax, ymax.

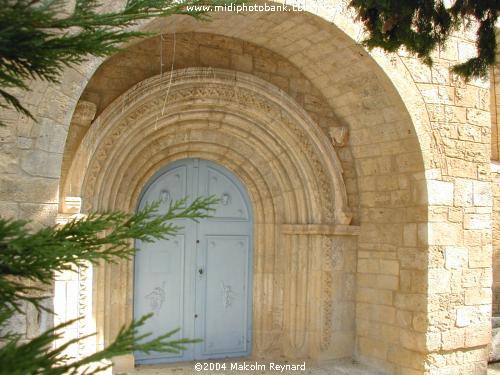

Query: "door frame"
<box><xmin>132</xmin><ymin>158</ymin><xmax>254</xmax><ymax>364</ymax></box>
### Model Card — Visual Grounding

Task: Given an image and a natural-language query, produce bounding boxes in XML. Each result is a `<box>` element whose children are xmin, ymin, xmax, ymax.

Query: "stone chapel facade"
<box><xmin>1</xmin><ymin>1</ymin><xmax>500</xmax><ymax>374</ymax></box>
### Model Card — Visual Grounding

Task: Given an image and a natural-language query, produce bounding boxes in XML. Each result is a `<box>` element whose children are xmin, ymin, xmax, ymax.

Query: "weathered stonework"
<box><xmin>0</xmin><ymin>2</ymin><xmax>497</xmax><ymax>374</ymax></box>
<box><xmin>62</xmin><ymin>69</ymin><xmax>358</xmax><ymax>368</ymax></box>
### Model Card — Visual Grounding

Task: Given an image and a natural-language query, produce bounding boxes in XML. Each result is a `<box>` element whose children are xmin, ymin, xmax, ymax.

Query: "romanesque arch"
<box><xmin>62</xmin><ymin>68</ymin><xmax>359</xmax><ymax>369</ymax></box>
<box><xmin>1</xmin><ymin>1</ymin><xmax>490</xmax><ymax>374</ymax></box>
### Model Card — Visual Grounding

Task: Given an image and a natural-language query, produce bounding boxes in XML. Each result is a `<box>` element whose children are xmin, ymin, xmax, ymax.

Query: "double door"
<box><xmin>134</xmin><ymin>159</ymin><xmax>252</xmax><ymax>364</ymax></box>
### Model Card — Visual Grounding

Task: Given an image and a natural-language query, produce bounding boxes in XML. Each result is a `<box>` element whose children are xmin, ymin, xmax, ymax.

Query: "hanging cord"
<box><xmin>161</xmin><ymin>32</ymin><xmax>176</xmax><ymax>117</ymax></box>
<box><xmin>154</xmin><ymin>32</ymin><xmax>176</xmax><ymax>130</ymax></box>
<box><xmin>160</xmin><ymin>32</ymin><xmax>164</xmax><ymax>76</ymax></box>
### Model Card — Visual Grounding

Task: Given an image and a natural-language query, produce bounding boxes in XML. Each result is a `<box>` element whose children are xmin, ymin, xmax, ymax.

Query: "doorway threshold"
<box><xmin>127</xmin><ymin>358</ymin><xmax>384</xmax><ymax>375</ymax></box>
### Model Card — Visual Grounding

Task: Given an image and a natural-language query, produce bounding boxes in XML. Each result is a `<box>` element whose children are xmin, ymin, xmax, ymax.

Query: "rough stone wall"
<box><xmin>0</xmin><ymin>3</ymin><xmax>496</xmax><ymax>375</ymax></box>
<box><xmin>403</xmin><ymin>30</ymin><xmax>493</xmax><ymax>374</ymax></box>
<box><xmin>493</xmin><ymin>162</ymin><xmax>500</xmax><ymax>316</ymax></box>
<box><xmin>327</xmin><ymin>13</ymin><xmax>492</xmax><ymax>374</ymax></box>
<box><xmin>62</xmin><ymin>32</ymin><xmax>360</xmax><ymax>225</ymax></box>
<box><xmin>492</xmin><ymin>28</ymin><xmax>500</xmax><ymax>316</ymax></box>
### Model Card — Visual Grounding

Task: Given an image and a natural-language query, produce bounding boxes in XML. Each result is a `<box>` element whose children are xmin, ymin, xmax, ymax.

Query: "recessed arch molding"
<box><xmin>61</xmin><ymin>68</ymin><xmax>359</xmax><ymax>367</ymax></box>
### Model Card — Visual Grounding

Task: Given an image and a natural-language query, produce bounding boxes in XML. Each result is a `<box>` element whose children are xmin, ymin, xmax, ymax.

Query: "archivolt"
<box><xmin>62</xmin><ymin>68</ymin><xmax>353</xmax><ymax>360</ymax></box>
<box><xmin>64</xmin><ymin>68</ymin><xmax>351</xmax><ymax>225</ymax></box>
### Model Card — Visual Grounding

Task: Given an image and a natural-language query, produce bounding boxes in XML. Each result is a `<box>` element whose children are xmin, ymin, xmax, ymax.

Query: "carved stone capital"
<box><xmin>329</xmin><ymin>126</ymin><xmax>349</xmax><ymax>147</ymax></box>
<box><xmin>72</xmin><ymin>100</ymin><xmax>97</xmax><ymax>126</ymax></box>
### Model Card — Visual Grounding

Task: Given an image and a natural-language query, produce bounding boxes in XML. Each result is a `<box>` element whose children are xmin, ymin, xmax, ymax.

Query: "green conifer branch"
<box><xmin>0</xmin><ymin>0</ymin><xmax>241</xmax><ymax>121</ymax></box>
<box><xmin>0</xmin><ymin>196</ymin><xmax>218</xmax><ymax>374</ymax></box>
<box><xmin>0</xmin><ymin>196</ymin><xmax>218</xmax><ymax>312</ymax></box>
<box><xmin>349</xmin><ymin>0</ymin><xmax>498</xmax><ymax>80</ymax></box>
<box><xmin>0</xmin><ymin>311</ymin><xmax>200</xmax><ymax>374</ymax></box>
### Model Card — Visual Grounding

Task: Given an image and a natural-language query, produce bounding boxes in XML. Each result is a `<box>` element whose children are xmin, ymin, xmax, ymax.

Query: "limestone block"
<box><xmin>457</xmin><ymin>307</ymin><xmax>474</xmax><ymax>328</ymax></box>
<box><xmin>439</xmin><ymin>39</ymin><xmax>458</xmax><ymax>61</ymax></box>
<box><xmin>5</xmin><ymin>305</ymin><xmax>27</xmax><ymax>335</ymax></box>
<box><xmin>427</xmin><ymin>180</ymin><xmax>454</xmax><ymax>205</ymax></box>
<box><xmin>19</xmin><ymin>203</ymin><xmax>58</xmax><ymax>227</ymax></box>
<box><xmin>447</xmin><ymin>158</ymin><xmax>479</xmax><ymax>179</ymax></box>
<box><xmin>489</xmin><ymin>318</ymin><xmax>500</xmax><ymax>362</ymax></box>
<box><xmin>0</xmin><ymin>175</ymin><xmax>59</xmax><ymax>204</ymax></box>
<box><xmin>26</xmin><ymin>299</ymin><xmax>51</xmax><ymax>339</ymax></box>
<box><xmin>473</xmin><ymin>180</ymin><xmax>492</xmax><ymax>207</ymax></box>
<box><xmin>464</xmin><ymin>213</ymin><xmax>491</xmax><ymax>230</ymax></box>
<box><xmin>401</xmin><ymin>57</ymin><xmax>432</xmax><ymax>82</ymax></box>
<box><xmin>469</xmin><ymin>245</ymin><xmax>492</xmax><ymax>268</ymax></box>
<box><xmin>464</xmin><ymin>288</ymin><xmax>492</xmax><ymax>305</ymax></box>
<box><xmin>254</xmin><ymin>55</ymin><xmax>277</xmax><ymax>73</ymax></box>
<box><xmin>445</xmin><ymin>246</ymin><xmax>468</xmax><ymax>269</ymax></box>
<box><xmin>457</xmin><ymin>123</ymin><xmax>483</xmax><ymax>142</ymax></box>
<box><xmin>20</xmin><ymin>149</ymin><xmax>63</xmax><ymax>179</ymax></box>
<box><xmin>403</xmin><ymin>223</ymin><xmax>417</xmax><ymax>247</ymax></box>
<box><xmin>427</xmin><ymin>222</ymin><xmax>463</xmax><ymax>245</ymax></box>
<box><xmin>394</xmin><ymin>293</ymin><xmax>427</xmax><ymax>312</ymax></box>
<box><xmin>426</xmin><ymin>332</ymin><xmax>442</xmax><ymax>351</ymax></box>
<box><xmin>200</xmin><ymin>46</ymin><xmax>230</xmax><ymax>67</ymax></box>
<box><xmin>427</xmin><ymin>104</ymin><xmax>466</xmax><ymax>123</ymax></box>
<box><xmin>448</xmin><ymin>207</ymin><xmax>463</xmax><ymax>222</ymax></box>
<box><xmin>387</xmin><ymin>345</ymin><xmax>426</xmax><ymax>370</ymax></box>
<box><xmin>231</xmin><ymin>53</ymin><xmax>253</xmax><ymax>73</ymax></box>
<box><xmin>36</xmin><ymin>86</ymin><xmax>73</xmax><ymax>123</ymax></box>
<box><xmin>467</xmin><ymin>108</ymin><xmax>490</xmax><ymax>126</ymax></box>
<box><xmin>433</xmin><ymin>63</ymin><xmax>452</xmax><ymax>82</ymax></box>
<box><xmin>17</xmin><ymin>136</ymin><xmax>33</xmax><ymax>150</ymax></box>
<box><xmin>457</xmin><ymin>42</ymin><xmax>477</xmax><ymax>62</ymax></box>
<box><xmin>400</xmin><ymin>330</ymin><xmax>426</xmax><ymax>352</ymax></box>
<box><xmin>428</xmin><ymin>269</ymin><xmax>451</xmax><ymax>294</ymax></box>
<box><xmin>290</xmin><ymin>77</ymin><xmax>311</xmax><ymax>94</ymax></box>
<box><xmin>379</xmin><ymin>259</ymin><xmax>399</xmax><ymax>276</ymax></box>
<box><xmin>440</xmin><ymin>328</ymin><xmax>465</xmax><ymax>350</ymax></box>
<box><xmin>465</xmin><ymin>323</ymin><xmax>491</xmax><ymax>347</ymax></box>
<box><xmin>455</xmin><ymin>86</ymin><xmax>479</xmax><ymax>108</ymax></box>
<box><xmin>418</xmin><ymin>84</ymin><xmax>454</xmax><ymax>105</ymax></box>
<box><xmin>32</xmin><ymin>121</ymin><xmax>68</xmax><ymax>153</ymax></box>
<box><xmin>0</xmin><ymin>201</ymin><xmax>18</xmax><ymax>219</ymax></box>
<box><xmin>0</xmin><ymin>150</ymin><xmax>19</xmax><ymax>175</ymax></box>
<box><xmin>377</xmin><ymin>275</ymin><xmax>399</xmax><ymax>290</ymax></box>
<box><xmin>358</xmin><ymin>336</ymin><xmax>388</xmax><ymax>360</ymax></box>
<box><xmin>357</xmin><ymin>287</ymin><xmax>393</xmax><ymax>305</ymax></box>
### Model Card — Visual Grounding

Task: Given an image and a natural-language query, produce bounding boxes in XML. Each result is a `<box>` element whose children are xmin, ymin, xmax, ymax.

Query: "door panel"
<box><xmin>138</xmin><ymin>164</ymin><xmax>190</xmax><ymax>213</ymax></box>
<box><xmin>134</xmin><ymin>159</ymin><xmax>252</xmax><ymax>365</ymax></box>
<box><xmin>134</xmin><ymin>234</ymin><xmax>190</xmax><ymax>363</ymax></box>
<box><xmin>205</xmin><ymin>167</ymin><xmax>249</xmax><ymax>220</ymax></box>
<box><xmin>199</xmin><ymin>236</ymin><xmax>249</xmax><ymax>357</ymax></box>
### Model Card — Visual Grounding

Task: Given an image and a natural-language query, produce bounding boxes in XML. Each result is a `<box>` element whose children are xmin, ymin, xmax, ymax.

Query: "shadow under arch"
<box><xmin>63</xmin><ymin>68</ymin><xmax>360</xmax><ymax>369</ymax></box>
<box><xmin>54</xmin><ymin>5</ymin><xmax>438</xmax><ymax>374</ymax></box>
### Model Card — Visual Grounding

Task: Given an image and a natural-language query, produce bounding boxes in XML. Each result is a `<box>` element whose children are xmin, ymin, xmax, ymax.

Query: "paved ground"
<box><xmin>122</xmin><ymin>359</ymin><xmax>500</xmax><ymax>375</ymax></box>
<box><xmin>489</xmin><ymin>362</ymin><xmax>500</xmax><ymax>374</ymax></box>
<box><xmin>126</xmin><ymin>359</ymin><xmax>383</xmax><ymax>375</ymax></box>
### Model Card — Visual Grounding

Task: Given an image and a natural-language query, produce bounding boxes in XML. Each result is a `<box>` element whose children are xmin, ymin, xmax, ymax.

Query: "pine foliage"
<box><xmin>0</xmin><ymin>196</ymin><xmax>218</xmax><ymax>374</ymax></box>
<box><xmin>349</xmin><ymin>0</ymin><xmax>499</xmax><ymax>79</ymax></box>
<box><xmin>0</xmin><ymin>0</ymin><xmax>238</xmax><ymax>121</ymax></box>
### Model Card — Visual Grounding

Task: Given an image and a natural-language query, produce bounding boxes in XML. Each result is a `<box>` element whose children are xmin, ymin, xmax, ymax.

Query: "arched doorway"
<box><xmin>61</xmin><ymin>68</ymin><xmax>357</xmax><ymax>367</ymax></box>
<box><xmin>134</xmin><ymin>158</ymin><xmax>253</xmax><ymax>364</ymax></box>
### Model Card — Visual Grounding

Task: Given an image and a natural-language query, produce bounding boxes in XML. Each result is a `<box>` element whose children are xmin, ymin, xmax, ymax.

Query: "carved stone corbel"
<box><xmin>328</xmin><ymin>126</ymin><xmax>349</xmax><ymax>148</ymax></box>
<box><xmin>72</xmin><ymin>100</ymin><xmax>97</xmax><ymax>127</ymax></box>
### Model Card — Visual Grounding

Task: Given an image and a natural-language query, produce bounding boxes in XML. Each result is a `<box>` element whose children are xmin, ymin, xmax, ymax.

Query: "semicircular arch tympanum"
<box><xmin>63</xmin><ymin>68</ymin><xmax>356</xmax><ymax>363</ymax></box>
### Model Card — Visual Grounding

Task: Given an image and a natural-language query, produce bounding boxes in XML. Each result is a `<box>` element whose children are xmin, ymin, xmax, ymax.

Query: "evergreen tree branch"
<box><xmin>349</xmin><ymin>0</ymin><xmax>498</xmax><ymax>79</ymax></box>
<box><xmin>0</xmin><ymin>0</ymin><xmax>242</xmax><ymax>121</ymax></box>
<box><xmin>0</xmin><ymin>196</ymin><xmax>217</xmax><ymax>374</ymax></box>
<box><xmin>0</xmin><ymin>309</ymin><xmax>200</xmax><ymax>375</ymax></box>
<box><xmin>0</xmin><ymin>196</ymin><xmax>219</xmax><ymax>312</ymax></box>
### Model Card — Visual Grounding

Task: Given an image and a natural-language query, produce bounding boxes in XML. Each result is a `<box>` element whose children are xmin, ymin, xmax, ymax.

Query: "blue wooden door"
<box><xmin>134</xmin><ymin>159</ymin><xmax>252</xmax><ymax>365</ymax></box>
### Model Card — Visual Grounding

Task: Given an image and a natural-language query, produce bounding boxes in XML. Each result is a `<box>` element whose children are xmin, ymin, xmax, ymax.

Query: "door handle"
<box><xmin>198</xmin><ymin>268</ymin><xmax>204</xmax><ymax>275</ymax></box>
